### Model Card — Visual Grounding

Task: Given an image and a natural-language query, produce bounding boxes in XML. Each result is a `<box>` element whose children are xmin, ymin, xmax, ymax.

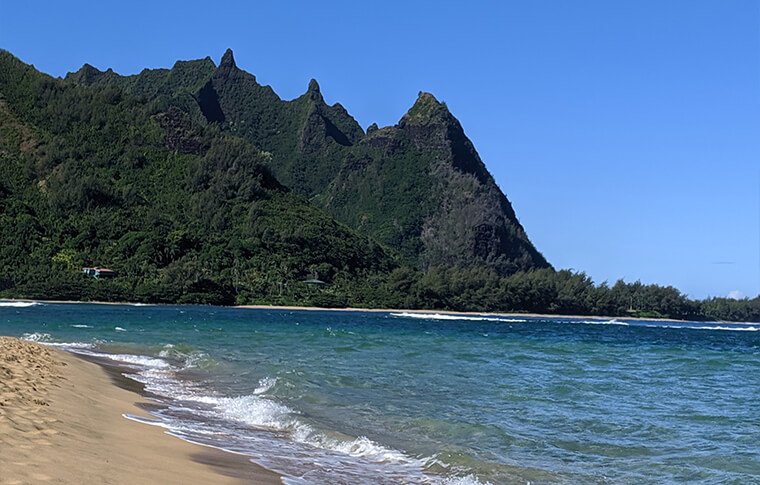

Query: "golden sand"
<box><xmin>0</xmin><ymin>336</ymin><xmax>280</xmax><ymax>484</ymax></box>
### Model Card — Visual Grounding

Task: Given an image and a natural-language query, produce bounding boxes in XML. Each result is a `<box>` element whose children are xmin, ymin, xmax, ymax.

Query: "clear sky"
<box><xmin>2</xmin><ymin>1</ymin><xmax>759</xmax><ymax>299</ymax></box>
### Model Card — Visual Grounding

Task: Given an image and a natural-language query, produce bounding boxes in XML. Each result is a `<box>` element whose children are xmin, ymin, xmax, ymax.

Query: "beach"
<box><xmin>0</xmin><ymin>336</ymin><xmax>281</xmax><ymax>484</ymax></box>
<box><xmin>8</xmin><ymin>298</ymin><xmax>691</xmax><ymax>324</ymax></box>
<box><xmin>1</xmin><ymin>302</ymin><xmax>758</xmax><ymax>483</ymax></box>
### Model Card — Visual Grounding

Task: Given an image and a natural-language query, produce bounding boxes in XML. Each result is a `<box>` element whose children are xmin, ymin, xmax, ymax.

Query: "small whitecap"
<box><xmin>22</xmin><ymin>332</ymin><xmax>54</xmax><ymax>342</ymax></box>
<box><xmin>391</xmin><ymin>312</ymin><xmax>525</xmax><ymax>323</ymax></box>
<box><xmin>0</xmin><ymin>301</ymin><xmax>41</xmax><ymax>308</ymax></box>
<box><xmin>254</xmin><ymin>377</ymin><xmax>277</xmax><ymax>395</ymax></box>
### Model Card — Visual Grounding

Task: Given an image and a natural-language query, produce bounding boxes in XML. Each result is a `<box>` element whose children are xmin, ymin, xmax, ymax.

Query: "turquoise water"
<box><xmin>1</xmin><ymin>302</ymin><xmax>759</xmax><ymax>484</ymax></box>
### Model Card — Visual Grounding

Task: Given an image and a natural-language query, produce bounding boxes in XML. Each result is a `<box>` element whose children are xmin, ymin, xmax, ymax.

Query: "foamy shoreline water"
<box><xmin>0</xmin><ymin>297</ymin><xmax>727</xmax><ymax>324</ymax></box>
<box><xmin>0</xmin><ymin>336</ymin><xmax>281</xmax><ymax>484</ymax></box>
<box><xmin>4</xmin><ymin>302</ymin><xmax>759</xmax><ymax>484</ymax></box>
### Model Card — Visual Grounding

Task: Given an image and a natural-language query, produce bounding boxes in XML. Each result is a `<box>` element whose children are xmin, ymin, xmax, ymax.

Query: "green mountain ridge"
<box><xmin>66</xmin><ymin>49</ymin><xmax>548</xmax><ymax>275</ymax></box>
<box><xmin>0</xmin><ymin>50</ymin><xmax>395</xmax><ymax>305</ymax></box>
<box><xmin>2</xmin><ymin>49</ymin><xmax>757</xmax><ymax>321</ymax></box>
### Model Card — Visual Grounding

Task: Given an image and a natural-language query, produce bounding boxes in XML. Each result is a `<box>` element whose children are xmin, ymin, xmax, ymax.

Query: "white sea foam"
<box><xmin>192</xmin><ymin>393</ymin><xmax>439</xmax><ymax>475</ymax></box>
<box><xmin>86</xmin><ymin>351</ymin><xmax>172</xmax><ymax>369</ymax></box>
<box><xmin>688</xmin><ymin>325</ymin><xmax>759</xmax><ymax>332</ymax></box>
<box><xmin>632</xmin><ymin>322</ymin><xmax>760</xmax><ymax>332</ymax></box>
<box><xmin>331</xmin><ymin>435</ymin><xmax>423</xmax><ymax>465</ymax></box>
<box><xmin>158</xmin><ymin>343</ymin><xmax>177</xmax><ymax>358</ymax></box>
<box><xmin>574</xmin><ymin>318</ymin><xmax>760</xmax><ymax>332</ymax></box>
<box><xmin>21</xmin><ymin>332</ymin><xmax>96</xmax><ymax>349</ymax></box>
<box><xmin>0</xmin><ymin>301</ymin><xmax>41</xmax><ymax>308</ymax></box>
<box><xmin>254</xmin><ymin>376</ymin><xmax>277</xmax><ymax>394</ymax></box>
<box><xmin>62</xmin><ymin>346</ymin><xmax>487</xmax><ymax>484</ymax></box>
<box><xmin>83</xmin><ymin>348</ymin><xmax>489</xmax><ymax>485</ymax></box>
<box><xmin>122</xmin><ymin>414</ymin><xmax>167</xmax><ymax>427</ymax></box>
<box><xmin>195</xmin><ymin>394</ymin><xmax>295</xmax><ymax>429</ymax></box>
<box><xmin>114</xmin><ymin>326</ymin><xmax>127</xmax><ymax>332</ymax></box>
<box><xmin>22</xmin><ymin>332</ymin><xmax>54</xmax><ymax>342</ymax></box>
<box><xmin>439</xmin><ymin>475</ymin><xmax>493</xmax><ymax>485</ymax></box>
<box><xmin>117</xmin><ymin>361</ymin><xmax>437</xmax><ymax>478</ymax></box>
<box><xmin>391</xmin><ymin>312</ymin><xmax>526</xmax><ymax>323</ymax></box>
<box><xmin>71</xmin><ymin>324</ymin><xmax>93</xmax><ymax>328</ymax></box>
<box><xmin>581</xmin><ymin>319</ymin><xmax>630</xmax><ymax>326</ymax></box>
<box><xmin>47</xmin><ymin>341</ymin><xmax>97</xmax><ymax>349</ymax></box>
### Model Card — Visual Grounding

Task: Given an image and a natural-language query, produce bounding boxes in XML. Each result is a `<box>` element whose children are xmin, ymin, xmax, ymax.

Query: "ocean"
<box><xmin>1</xmin><ymin>301</ymin><xmax>758</xmax><ymax>484</ymax></box>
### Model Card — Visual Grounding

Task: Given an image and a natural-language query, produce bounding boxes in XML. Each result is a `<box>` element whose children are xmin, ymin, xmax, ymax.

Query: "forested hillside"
<box><xmin>0</xmin><ymin>51</ymin><xmax>394</xmax><ymax>305</ymax></box>
<box><xmin>67</xmin><ymin>49</ymin><xmax>548</xmax><ymax>274</ymax></box>
<box><xmin>1</xmin><ymin>49</ymin><xmax>757</xmax><ymax>321</ymax></box>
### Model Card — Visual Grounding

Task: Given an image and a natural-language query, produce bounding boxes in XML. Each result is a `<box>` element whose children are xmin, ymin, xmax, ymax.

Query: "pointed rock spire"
<box><xmin>306</xmin><ymin>78</ymin><xmax>324</xmax><ymax>102</ymax></box>
<box><xmin>220</xmin><ymin>48</ymin><xmax>236</xmax><ymax>69</ymax></box>
<box><xmin>214</xmin><ymin>48</ymin><xmax>239</xmax><ymax>84</ymax></box>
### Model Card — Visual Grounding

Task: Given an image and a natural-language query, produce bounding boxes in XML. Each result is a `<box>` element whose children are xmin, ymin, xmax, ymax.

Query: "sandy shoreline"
<box><xmin>2</xmin><ymin>297</ymin><xmax>689</xmax><ymax>323</ymax></box>
<box><xmin>0</xmin><ymin>336</ymin><xmax>281</xmax><ymax>484</ymax></box>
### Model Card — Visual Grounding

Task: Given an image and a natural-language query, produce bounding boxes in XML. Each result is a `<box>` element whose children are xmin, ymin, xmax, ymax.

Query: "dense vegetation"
<box><xmin>1</xmin><ymin>50</ymin><xmax>756</xmax><ymax>322</ymax></box>
<box><xmin>67</xmin><ymin>49</ymin><xmax>548</xmax><ymax>274</ymax></box>
<box><xmin>0</xmin><ymin>51</ymin><xmax>394</xmax><ymax>305</ymax></box>
<box><xmin>367</xmin><ymin>266</ymin><xmax>760</xmax><ymax>322</ymax></box>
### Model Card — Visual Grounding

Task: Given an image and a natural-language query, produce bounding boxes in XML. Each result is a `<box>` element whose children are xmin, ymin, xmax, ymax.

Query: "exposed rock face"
<box><xmin>326</xmin><ymin>92</ymin><xmax>548</xmax><ymax>274</ymax></box>
<box><xmin>154</xmin><ymin>107</ymin><xmax>209</xmax><ymax>155</ymax></box>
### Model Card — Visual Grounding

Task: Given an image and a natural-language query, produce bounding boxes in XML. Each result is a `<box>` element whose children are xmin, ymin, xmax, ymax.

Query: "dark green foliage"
<box><xmin>1</xmin><ymin>50</ymin><xmax>755</xmax><ymax>322</ymax></box>
<box><xmin>350</xmin><ymin>264</ymin><xmax>756</xmax><ymax>322</ymax></box>
<box><xmin>700</xmin><ymin>296</ymin><xmax>760</xmax><ymax>322</ymax></box>
<box><xmin>65</xmin><ymin>49</ymin><xmax>547</xmax><ymax>275</ymax></box>
<box><xmin>0</xmin><ymin>50</ymin><xmax>396</xmax><ymax>305</ymax></box>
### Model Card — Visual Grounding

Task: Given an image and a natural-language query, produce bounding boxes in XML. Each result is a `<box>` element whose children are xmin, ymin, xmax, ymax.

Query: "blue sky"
<box><xmin>2</xmin><ymin>1</ymin><xmax>758</xmax><ymax>299</ymax></box>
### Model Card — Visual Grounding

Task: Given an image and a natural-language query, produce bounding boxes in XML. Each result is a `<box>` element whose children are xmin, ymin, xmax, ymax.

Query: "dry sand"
<box><xmin>0</xmin><ymin>336</ymin><xmax>281</xmax><ymax>484</ymax></box>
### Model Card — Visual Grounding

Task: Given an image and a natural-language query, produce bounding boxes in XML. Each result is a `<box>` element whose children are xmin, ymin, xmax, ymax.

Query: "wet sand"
<box><xmin>0</xmin><ymin>336</ymin><xmax>281</xmax><ymax>484</ymax></box>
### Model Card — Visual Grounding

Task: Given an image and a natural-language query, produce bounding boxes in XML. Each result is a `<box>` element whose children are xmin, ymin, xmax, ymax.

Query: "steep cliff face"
<box><xmin>323</xmin><ymin>92</ymin><xmax>548</xmax><ymax>274</ymax></box>
<box><xmin>63</xmin><ymin>49</ymin><xmax>548</xmax><ymax>275</ymax></box>
<box><xmin>203</xmin><ymin>49</ymin><xmax>364</xmax><ymax>196</ymax></box>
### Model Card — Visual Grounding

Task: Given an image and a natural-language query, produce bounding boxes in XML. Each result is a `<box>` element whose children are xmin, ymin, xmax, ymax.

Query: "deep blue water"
<box><xmin>1</xmin><ymin>301</ymin><xmax>759</xmax><ymax>484</ymax></box>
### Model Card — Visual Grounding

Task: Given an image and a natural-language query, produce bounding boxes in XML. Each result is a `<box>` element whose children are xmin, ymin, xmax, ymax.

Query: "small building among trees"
<box><xmin>82</xmin><ymin>267</ymin><xmax>116</xmax><ymax>279</ymax></box>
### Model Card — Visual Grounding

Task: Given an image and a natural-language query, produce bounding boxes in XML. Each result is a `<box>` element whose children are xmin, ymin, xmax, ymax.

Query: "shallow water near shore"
<box><xmin>2</xmin><ymin>301</ymin><xmax>759</xmax><ymax>484</ymax></box>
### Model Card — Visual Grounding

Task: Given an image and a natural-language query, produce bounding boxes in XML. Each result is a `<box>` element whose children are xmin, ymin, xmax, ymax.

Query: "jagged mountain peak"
<box><xmin>47</xmin><ymin>49</ymin><xmax>548</xmax><ymax>275</ymax></box>
<box><xmin>306</xmin><ymin>78</ymin><xmax>324</xmax><ymax>103</ymax></box>
<box><xmin>80</xmin><ymin>63</ymin><xmax>101</xmax><ymax>72</ymax></box>
<box><xmin>416</xmin><ymin>91</ymin><xmax>439</xmax><ymax>104</ymax></box>
<box><xmin>65</xmin><ymin>63</ymin><xmax>103</xmax><ymax>83</ymax></box>
<box><xmin>220</xmin><ymin>48</ymin><xmax>236</xmax><ymax>68</ymax></box>
<box><xmin>212</xmin><ymin>48</ymin><xmax>263</xmax><ymax>88</ymax></box>
<box><xmin>213</xmin><ymin>48</ymin><xmax>240</xmax><ymax>83</ymax></box>
<box><xmin>400</xmin><ymin>91</ymin><xmax>450</xmax><ymax>126</ymax></box>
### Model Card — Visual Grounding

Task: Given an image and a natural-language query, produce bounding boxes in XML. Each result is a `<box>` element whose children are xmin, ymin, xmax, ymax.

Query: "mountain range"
<box><xmin>65</xmin><ymin>49</ymin><xmax>548</xmax><ymax>275</ymax></box>
<box><xmin>6</xmin><ymin>48</ymin><xmax>746</xmax><ymax>322</ymax></box>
